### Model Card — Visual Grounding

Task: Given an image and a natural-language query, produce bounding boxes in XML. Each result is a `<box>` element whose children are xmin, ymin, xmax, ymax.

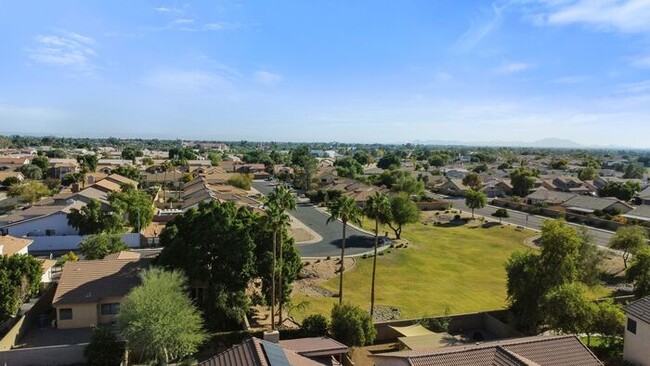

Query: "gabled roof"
<box><xmin>103</xmin><ymin>250</ymin><xmax>141</xmax><ymax>260</ymax></box>
<box><xmin>200</xmin><ymin>337</ymin><xmax>323</xmax><ymax>366</ymax></box>
<box><xmin>53</xmin><ymin>258</ymin><xmax>149</xmax><ymax>305</ymax></box>
<box><xmin>526</xmin><ymin>188</ymin><xmax>576</xmax><ymax>205</ymax></box>
<box><xmin>639</xmin><ymin>186</ymin><xmax>650</xmax><ymax>200</ymax></box>
<box><xmin>371</xmin><ymin>335</ymin><xmax>602</xmax><ymax>366</ymax></box>
<box><xmin>279</xmin><ymin>337</ymin><xmax>348</xmax><ymax>357</ymax></box>
<box><xmin>0</xmin><ymin>235</ymin><xmax>33</xmax><ymax>256</ymax></box>
<box><xmin>0</xmin><ymin>201</ymin><xmax>85</xmax><ymax>227</ymax></box>
<box><xmin>562</xmin><ymin>195</ymin><xmax>632</xmax><ymax>212</ymax></box>
<box><xmin>104</xmin><ymin>173</ymin><xmax>138</xmax><ymax>188</ymax></box>
<box><xmin>93</xmin><ymin>178</ymin><xmax>123</xmax><ymax>193</ymax></box>
<box><xmin>625</xmin><ymin>295</ymin><xmax>650</xmax><ymax>325</ymax></box>
<box><xmin>622</xmin><ymin>205</ymin><xmax>650</xmax><ymax>221</ymax></box>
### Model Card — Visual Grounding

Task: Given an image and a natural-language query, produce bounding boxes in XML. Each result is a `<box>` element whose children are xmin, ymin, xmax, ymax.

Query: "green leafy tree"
<box><xmin>0</xmin><ymin>254</ymin><xmax>43</xmax><ymax>317</ymax></box>
<box><xmin>609</xmin><ymin>225</ymin><xmax>648</xmax><ymax>269</ymax></box>
<box><xmin>538</xmin><ymin>220</ymin><xmax>581</xmax><ymax>288</ymax></box>
<box><xmin>377</xmin><ymin>153</ymin><xmax>401</xmax><ymax>170</ymax></box>
<box><xmin>627</xmin><ymin>247</ymin><xmax>650</xmax><ymax>299</ymax></box>
<box><xmin>510</xmin><ymin>167</ymin><xmax>537</xmax><ymax>197</ymax></box>
<box><xmin>588</xmin><ymin>300</ymin><xmax>625</xmax><ymax>346</ymax></box>
<box><xmin>61</xmin><ymin>172</ymin><xmax>84</xmax><ymax>186</ymax></box>
<box><xmin>0</xmin><ymin>270</ymin><xmax>20</xmax><ymax>318</ymax></box>
<box><xmin>7</xmin><ymin>181</ymin><xmax>51</xmax><ymax>204</ymax></box>
<box><xmin>365</xmin><ymin>192</ymin><xmax>392</xmax><ymax>318</ymax></box>
<box><xmin>576</xmin><ymin>226</ymin><xmax>603</xmax><ymax>287</ymax></box>
<box><xmin>120</xmin><ymin>147</ymin><xmax>143</xmax><ymax>161</ymax></box>
<box><xmin>465</xmin><ymin>189</ymin><xmax>487</xmax><ymax>219</ymax></box>
<box><xmin>20</xmin><ymin>164</ymin><xmax>43</xmax><ymax>180</ymax></box>
<box><xmin>385</xmin><ymin>193</ymin><xmax>419</xmax><ymax>239</ymax></box>
<box><xmin>330</xmin><ymin>303</ymin><xmax>376</xmax><ymax>347</ymax></box>
<box><xmin>227</xmin><ymin>173</ymin><xmax>253</xmax><ymax>190</ymax></box>
<box><xmin>84</xmin><ymin>327</ymin><xmax>125</xmax><ymax>366</ymax></box>
<box><xmin>506</xmin><ymin>251</ymin><xmax>544</xmax><ymax>333</ymax></box>
<box><xmin>623</xmin><ymin>162</ymin><xmax>645</xmax><ymax>179</ymax></box>
<box><xmin>353</xmin><ymin>151</ymin><xmax>373</xmax><ymax>166</ymax></box>
<box><xmin>544</xmin><ymin>283</ymin><xmax>594</xmax><ymax>335</ymax></box>
<box><xmin>462</xmin><ymin>172</ymin><xmax>482</xmax><ymax>189</ymax></box>
<box><xmin>428</xmin><ymin>154</ymin><xmax>448</xmax><ymax>168</ymax></box>
<box><xmin>578</xmin><ymin>166</ymin><xmax>597</xmax><ymax>181</ymax></box>
<box><xmin>56</xmin><ymin>251</ymin><xmax>79</xmax><ymax>267</ymax></box>
<box><xmin>156</xmin><ymin>201</ymin><xmax>258</xmax><ymax>330</ymax></box>
<box><xmin>598</xmin><ymin>181</ymin><xmax>641</xmax><ymax>201</ymax></box>
<box><xmin>327</xmin><ymin>196</ymin><xmax>363</xmax><ymax>304</ymax></box>
<box><xmin>301</xmin><ymin>314</ymin><xmax>329</xmax><ymax>337</ymax></box>
<box><xmin>109</xmin><ymin>189</ymin><xmax>154</xmax><ymax>232</ymax></box>
<box><xmin>79</xmin><ymin>234</ymin><xmax>129</xmax><ymax>260</ymax></box>
<box><xmin>112</xmin><ymin>166</ymin><xmax>141</xmax><ymax>181</ymax></box>
<box><xmin>67</xmin><ymin>199</ymin><xmax>125</xmax><ymax>235</ymax></box>
<box><xmin>207</xmin><ymin>152</ymin><xmax>222</xmax><ymax>166</ymax></box>
<box><xmin>334</xmin><ymin>157</ymin><xmax>364</xmax><ymax>179</ymax></box>
<box><xmin>77</xmin><ymin>154</ymin><xmax>98</xmax><ymax>173</ymax></box>
<box><xmin>117</xmin><ymin>268</ymin><xmax>207</xmax><ymax>364</ymax></box>
<box><xmin>392</xmin><ymin>175</ymin><xmax>424</xmax><ymax>195</ymax></box>
<box><xmin>492</xmin><ymin>208</ymin><xmax>509</xmax><ymax>223</ymax></box>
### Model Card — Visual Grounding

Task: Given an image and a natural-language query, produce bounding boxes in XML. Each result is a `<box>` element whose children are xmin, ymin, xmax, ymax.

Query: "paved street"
<box><xmin>447</xmin><ymin>197</ymin><xmax>615</xmax><ymax>248</ymax></box>
<box><xmin>253</xmin><ymin>181</ymin><xmax>378</xmax><ymax>258</ymax></box>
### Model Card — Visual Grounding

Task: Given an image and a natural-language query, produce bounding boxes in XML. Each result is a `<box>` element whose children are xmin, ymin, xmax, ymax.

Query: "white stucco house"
<box><xmin>624</xmin><ymin>295</ymin><xmax>650</xmax><ymax>365</ymax></box>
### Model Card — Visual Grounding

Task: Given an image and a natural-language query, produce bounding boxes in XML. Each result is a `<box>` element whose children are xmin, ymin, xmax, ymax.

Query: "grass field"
<box><xmin>291</xmin><ymin>219</ymin><xmax>536</xmax><ymax>321</ymax></box>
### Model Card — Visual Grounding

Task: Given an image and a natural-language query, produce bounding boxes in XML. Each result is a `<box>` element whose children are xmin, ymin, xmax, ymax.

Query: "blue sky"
<box><xmin>1</xmin><ymin>0</ymin><xmax>649</xmax><ymax>147</ymax></box>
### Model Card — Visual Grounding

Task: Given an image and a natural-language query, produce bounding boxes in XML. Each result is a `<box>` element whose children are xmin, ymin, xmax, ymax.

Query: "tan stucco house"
<box><xmin>52</xmin><ymin>254</ymin><xmax>148</xmax><ymax>329</ymax></box>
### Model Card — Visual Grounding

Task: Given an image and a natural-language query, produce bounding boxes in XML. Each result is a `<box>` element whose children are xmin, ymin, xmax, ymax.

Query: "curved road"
<box><xmin>253</xmin><ymin>181</ymin><xmax>378</xmax><ymax>257</ymax></box>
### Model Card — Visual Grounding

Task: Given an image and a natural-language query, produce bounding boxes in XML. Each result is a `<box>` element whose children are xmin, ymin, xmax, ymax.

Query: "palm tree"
<box><xmin>265</xmin><ymin>203</ymin><xmax>287</xmax><ymax>330</ymax></box>
<box><xmin>266</xmin><ymin>186</ymin><xmax>296</xmax><ymax>327</ymax></box>
<box><xmin>365</xmin><ymin>192</ymin><xmax>391</xmax><ymax>318</ymax></box>
<box><xmin>327</xmin><ymin>195</ymin><xmax>362</xmax><ymax>304</ymax></box>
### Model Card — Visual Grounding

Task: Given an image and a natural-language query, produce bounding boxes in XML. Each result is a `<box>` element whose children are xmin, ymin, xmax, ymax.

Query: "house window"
<box><xmin>627</xmin><ymin>318</ymin><xmax>637</xmax><ymax>334</ymax></box>
<box><xmin>59</xmin><ymin>308</ymin><xmax>73</xmax><ymax>320</ymax></box>
<box><xmin>101</xmin><ymin>303</ymin><xmax>120</xmax><ymax>315</ymax></box>
<box><xmin>45</xmin><ymin>229</ymin><xmax>56</xmax><ymax>236</ymax></box>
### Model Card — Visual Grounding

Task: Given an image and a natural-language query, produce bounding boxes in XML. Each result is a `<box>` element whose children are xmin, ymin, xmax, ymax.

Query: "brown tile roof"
<box><xmin>372</xmin><ymin>336</ymin><xmax>602</xmax><ymax>366</ymax></box>
<box><xmin>279</xmin><ymin>337</ymin><xmax>348</xmax><ymax>357</ymax></box>
<box><xmin>0</xmin><ymin>235</ymin><xmax>33</xmax><ymax>256</ymax></box>
<box><xmin>0</xmin><ymin>171</ymin><xmax>24</xmax><ymax>181</ymax></box>
<box><xmin>105</xmin><ymin>173</ymin><xmax>138</xmax><ymax>188</ymax></box>
<box><xmin>40</xmin><ymin>259</ymin><xmax>57</xmax><ymax>273</ymax></box>
<box><xmin>93</xmin><ymin>179</ymin><xmax>123</xmax><ymax>192</ymax></box>
<box><xmin>142</xmin><ymin>221</ymin><xmax>167</xmax><ymax>238</ymax></box>
<box><xmin>200</xmin><ymin>337</ymin><xmax>322</xmax><ymax>366</ymax></box>
<box><xmin>0</xmin><ymin>201</ymin><xmax>85</xmax><ymax>226</ymax></box>
<box><xmin>625</xmin><ymin>295</ymin><xmax>650</xmax><ymax>324</ymax></box>
<box><xmin>103</xmin><ymin>251</ymin><xmax>141</xmax><ymax>260</ymax></box>
<box><xmin>53</xmin><ymin>258</ymin><xmax>149</xmax><ymax>305</ymax></box>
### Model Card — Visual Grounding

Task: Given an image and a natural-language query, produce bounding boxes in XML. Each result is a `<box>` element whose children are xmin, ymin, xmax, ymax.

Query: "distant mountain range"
<box><xmin>411</xmin><ymin>138</ymin><xmax>617</xmax><ymax>149</ymax></box>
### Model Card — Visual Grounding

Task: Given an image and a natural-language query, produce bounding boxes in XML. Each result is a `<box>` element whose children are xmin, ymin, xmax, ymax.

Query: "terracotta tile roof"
<box><xmin>0</xmin><ymin>235</ymin><xmax>33</xmax><ymax>256</ymax></box>
<box><xmin>279</xmin><ymin>337</ymin><xmax>348</xmax><ymax>357</ymax></box>
<box><xmin>625</xmin><ymin>295</ymin><xmax>650</xmax><ymax>324</ymax></box>
<box><xmin>372</xmin><ymin>336</ymin><xmax>602</xmax><ymax>366</ymax></box>
<box><xmin>200</xmin><ymin>337</ymin><xmax>323</xmax><ymax>366</ymax></box>
<box><xmin>53</xmin><ymin>258</ymin><xmax>149</xmax><ymax>305</ymax></box>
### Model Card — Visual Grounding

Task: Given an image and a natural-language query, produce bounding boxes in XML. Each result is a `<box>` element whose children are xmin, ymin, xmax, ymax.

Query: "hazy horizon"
<box><xmin>1</xmin><ymin>1</ymin><xmax>649</xmax><ymax>147</ymax></box>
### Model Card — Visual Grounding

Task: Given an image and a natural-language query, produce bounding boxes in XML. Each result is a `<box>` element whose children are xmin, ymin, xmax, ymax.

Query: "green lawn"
<box><xmin>291</xmin><ymin>220</ymin><xmax>535</xmax><ymax>321</ymax></box>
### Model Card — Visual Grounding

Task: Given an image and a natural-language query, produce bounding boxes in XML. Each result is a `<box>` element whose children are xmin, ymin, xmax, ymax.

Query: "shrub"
<box><xmin>330</xmin><ymin>304</ymin><xmax>376</xmax><ymax>346</ymax></box>
<box><xmin>227</xmin><ymin>174</ymin><xmax>253</xmax><ymax>190</ymax></box>
<box><xmin>301</xmin><ymin>314</ymin><xmax>329</xmax><ymax>337</ymax></box>
<box><xmin>454</xmin><ymin>214</ymin><xmax>461</xmax><ymax>221</ymax></box>
<box><xmin>84</xmin><ymin>327</ymin><xmax>124</xmax><ymax>366</ymax></box>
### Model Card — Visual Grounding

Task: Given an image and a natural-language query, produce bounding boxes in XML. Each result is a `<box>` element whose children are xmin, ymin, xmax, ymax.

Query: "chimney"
<box><xmin>263</xmin><ymin>330</ymin><xmax>280</xmax><ymax>343</ymax></box>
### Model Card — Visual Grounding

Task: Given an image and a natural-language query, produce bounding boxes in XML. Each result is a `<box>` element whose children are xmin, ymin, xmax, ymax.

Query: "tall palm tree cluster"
<box><xmin>265</xmin><ymin>185</ymin><xmax>296</xmax><ymax>330</ymax></box>
<box><xmin>327</xmin><ymin>192</ymin><xmax>391</xmax><ymax>318</ymax></box>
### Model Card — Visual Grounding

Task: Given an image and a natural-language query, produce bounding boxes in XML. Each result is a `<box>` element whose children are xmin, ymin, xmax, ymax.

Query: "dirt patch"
<box><xmin>290</xmin><ymin>228</ymin><xmax>315</xmax><ymax>243</ymax></box>
<box><xmin>292</xmin><ymin>257</ymin><xmax>355</xmax><ymax>299</ymax></box>
<box><xmin>373</xmin><ymin>305</ymin><xmax>402</xmax><ymax>322</ymax></box>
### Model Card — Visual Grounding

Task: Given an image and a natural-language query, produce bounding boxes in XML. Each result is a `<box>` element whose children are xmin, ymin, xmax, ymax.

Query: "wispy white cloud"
<box><xmin>455</xmin><ymin>2</ymin><xmax>509</xmax><ymax>51</ymax></box>
<box><xmin>143</xmin><ymin>69</ymin><xmax>233</xmax><ymax>93</ymax></box>
<box><xmin>26</xmin><ymin>30</ymin><xmax>97</xmax><ymax>73</ymax></box>
<box><xmin>630</xmin><ymin>53</ymin><xmax>650</xmax><ymax>68</ymax></box>
<box><xmin>253</xmin><ymin>71</ymin><xmax>283</xmax><ymax>86</ymax></box>
<box><xmin>616</xmin><ymin>79</ymin><xmax>650</xmax><ymax>94</ymax></box>
<box><xmin>494</xmin><ymin>61</ymin><xmax>533</xmax><ymax>73</ymax></box>
<box><xmin>526</xmin><ymin>0</ymin><xmax>650</xmax><ymax>34</ymax></box>
<box><xmin>172</xmin><ymin>18</ymin><xmax>194</xmax><ymax>25</ymax></box>
<box><xmin>550</xmin><ymin>75</ymin><xmax>590</xmax><ymax>84</ymax></box>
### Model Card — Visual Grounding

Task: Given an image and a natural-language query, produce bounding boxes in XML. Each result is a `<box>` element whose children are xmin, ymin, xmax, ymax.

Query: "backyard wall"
<box><xmin>28</xmin><ymin>233</ymin><xmax>142</xmax><ymax>252</ymax></box>
<box><xmin>0</xmin><ymin>283</ymin><xmax>56</xmax><ymax>351</ymax></box>
<box><xmin>0</xmin><ymin>343</ymin><xmax>87</xmax><ymax>365</ymax></box>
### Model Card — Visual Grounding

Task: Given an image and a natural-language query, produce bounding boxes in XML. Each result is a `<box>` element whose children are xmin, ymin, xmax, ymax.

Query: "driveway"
<box><xmin>253</xmin><ymin>181</ymin><xmax>379</xmax><ymax>258</ymax></box>
<box><xmin>447</xmin><ymin>197</ymin><xmax>615</xmax><ymax>248</ymax></box>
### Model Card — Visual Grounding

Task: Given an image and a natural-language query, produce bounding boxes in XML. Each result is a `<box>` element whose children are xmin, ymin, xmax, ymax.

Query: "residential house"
<box><xmin>438</xmin><ymin>179</ymin><xmax>469</xmax><ymax>197</ymax></box>
<box><xmin>545</xmin><ymin>176</ymin><xmax>592</xmax><ymax>194</ymax></box>
<box><xmin>639</xmin><ymin>186</ymin><xmax>650</xmax><ymax>205</ymax></box>
<box><xmin>441</xmin><ymin>168</ymin><xmax>469</xmax><ymax>179</ymax></box>
<box><xmin>0</xmin><ymin>235</ymin><xmax>33</xmax><ymax>256</ymax></box>
<box><xmin>39</xmin><ymin>259</ymin><xmax>57</xmax><ymax>284</ymax></box>
<box><xmin>481</xmin><ymin>178</ymin><xmax>513</xmax><ymax>198</ymax></box>
<box><xmin>0</xmin><ymin>201</ymin><xmax>85</xmax><ymax>238</ymax></box>
<box><xmin>0</xmin><ymin>157</ymin><xmax>30</xmax><ymax>171</ymax></box>
<box><xmin>624</xmin><ymin>295</ymin><xmax>650</xmax><ymax>365</ymax></box>
<box><xmin>200</xmin><ymin>336</ymin><xmax>345</xmax><ymax>366</ymax></box>
<box><xmin>279</xmin><ymin>337</ymin><xmax>348</xmax><ymax>364</ymax></box>
<box><xmin>526</xmin><ymin>188</ymin><xmax>577</xmax><ymax>206</ymax></box>
<box><xmin>0</xmin><ymin>171</ymin><xmax>24</xmax><ymax>185</ymax></box>
<box><xmin>141</xmin><ymin>221</ymin><xmax>167</xmax><ymax>247</ymax></box>
<box><xmin>593</xmin><ymin>176</ymin><xmax>624</xmax><ymax>190</ymax></box>
<box><xmin>370</xmin><ymin>335</ymin><xmax>602</xmax><ymax>366</ymax></box>
<box><xmin>52</xmin><ymin>255</ymin><xmax>148</xmax><ymax>329</ymax></box>
<box><xmin>562</xmin><ymin>195</ymin><xmax>633</xmax><ymax>215</ymax></box>
<box><xmin>51</xmin><ymin>162</ymin><xmax>78</xmax><ymax>179</ymax></box>
<box><xmin>622</xmin><ymin>205</ymin><xmax>650</xmax><ymax>223</ymax></box>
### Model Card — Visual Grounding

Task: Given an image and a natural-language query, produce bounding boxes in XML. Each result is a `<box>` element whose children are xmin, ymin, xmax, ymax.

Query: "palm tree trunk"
<box><xmin>278</xmin><ymin>229</ymin><xmax>284</xmax><ymax>327</ymax></box>
<box><xmin>370</xmin><ymin>218</ymin><xmax>379</xmax><ymax>318</ymax></box>
<box><xmin>271</xmin><ymin>228</ymin><xmax>277</xmax><ymax>330</ymax></box>
<box><xmin>339</xmin><ymin>222</ymin><xmax>347</xmax><ymax>304</ymax></box>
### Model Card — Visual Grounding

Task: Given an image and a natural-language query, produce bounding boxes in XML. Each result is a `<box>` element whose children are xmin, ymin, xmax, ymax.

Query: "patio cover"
<box><xmin>398</xmin><ymin>333</ymin><xmax>459</xmax><ymax>350</ymax></box>
<box><xmin>389</xmin><ymin>324</ymin><xmax>435</xmax><ymax>337</ymax></box>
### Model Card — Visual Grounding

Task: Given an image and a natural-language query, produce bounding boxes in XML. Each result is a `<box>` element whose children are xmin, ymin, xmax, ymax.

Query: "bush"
<box><xmin>84</xmin><ymin>327</ymin><xmax>124</xmax><ymax>366</ymax></box>
<box><xmin>330</xmin><ymin>304</ymin><xmax>376</xmax><ymax>346</ymax></box>
<box><xmin>301</xmin><ymin>314</ymin><xmax>329</xmax><ymax>337</ymax></box>
<box><xmin>227</xmin><ymin>174</ymin><xmax>253</xmax><ymax>190</ymax></box>
<box><xmin>454</xmin><ymin>214</ymin><xmax>461</xmax><ymax>221</ymax></box>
